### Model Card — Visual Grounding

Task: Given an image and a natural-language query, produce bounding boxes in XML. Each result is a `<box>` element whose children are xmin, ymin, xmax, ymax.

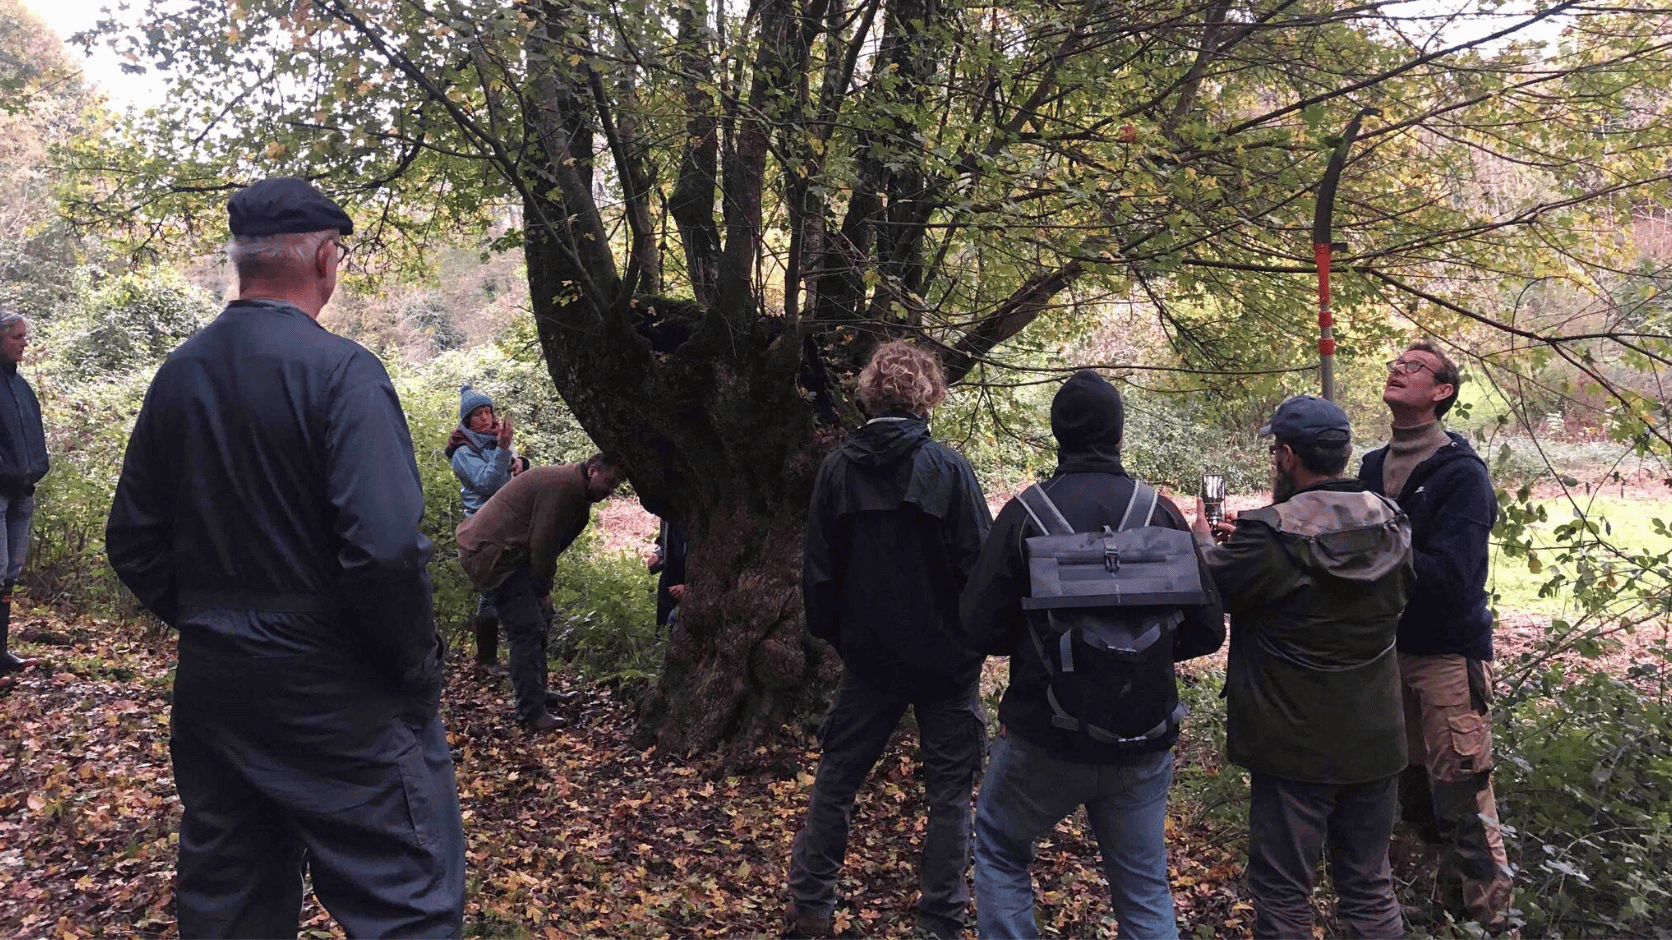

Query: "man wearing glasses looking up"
<box><xmin>1360</xmin><ymin>340</ymin><xmax>1513</xmax><ymax>932</ymax></box>
<box><xmin>108</xmin><ymin>177</ymin><xmax>465</xmax><ymax>937</ymax></box>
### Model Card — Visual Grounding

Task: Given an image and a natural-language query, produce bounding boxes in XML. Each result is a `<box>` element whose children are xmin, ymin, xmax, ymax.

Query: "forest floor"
<box><xmin>0</xmin><ymin>610</ymin><xmax>1253</xmax><ymax>940</ymax></box>
<box><xmin>0</xmin><ymin>607</ymin><xmax>1570</xmax><ymax>940</ymax></box>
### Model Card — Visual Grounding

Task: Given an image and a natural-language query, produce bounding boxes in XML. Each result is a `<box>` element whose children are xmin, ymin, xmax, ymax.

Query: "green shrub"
<box><xmin>1171</xmin><ymin>666</ymin><xmax>1249</xmax><ymax>832</ymax></box>
<box><xmin>551</xmin><ymin>540</ymin><xmax>662</xmax><ymax>685</ymax></box>
<box><xmin>940</xmin><ymin>379</ymin><xmax>1269</xmax><ymax>495</ymax></box>
<box><xmin>1497</xmin><ymin>656</ymin><xmax>1672</xmax><ymax>936</ymax></box>
<box><xmin>26</xmin><ymin>370</ymin><xmax>149</xmax><ymax>613</ymax></box>
<box><xmin>47</xmin><ymin>268</ymin><xmax>216</xmax><ymax>378</ymax></box>
<box><xmin>1121</xmin><ymin>392</ymin><xmax>1268</xmax><ymax>494</ymax></box>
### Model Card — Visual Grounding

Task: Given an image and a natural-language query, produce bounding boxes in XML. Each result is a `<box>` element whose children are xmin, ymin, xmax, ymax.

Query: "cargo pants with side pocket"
<box><xmin>1398</xmin><ymin>652</ymin><xmax>1513</xmax><ymax>927</ymax></box>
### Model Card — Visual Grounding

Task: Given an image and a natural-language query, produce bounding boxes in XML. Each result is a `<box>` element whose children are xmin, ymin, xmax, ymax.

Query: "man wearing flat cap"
<box><xmin>107</xmin><ymin>177</ymin><xmax>465</xmax><ymax>938</ymax></box>
<box><xmin>1191</xmin><ymin>395</ymin><xmax>1413</xmax><ymax>939</ymax></box>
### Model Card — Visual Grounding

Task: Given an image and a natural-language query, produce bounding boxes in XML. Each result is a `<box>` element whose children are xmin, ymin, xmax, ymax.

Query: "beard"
<box><xmin>1271</xmin><ymin>466</ymin><xmax>1297</xmax><ymax>503</ymax></box>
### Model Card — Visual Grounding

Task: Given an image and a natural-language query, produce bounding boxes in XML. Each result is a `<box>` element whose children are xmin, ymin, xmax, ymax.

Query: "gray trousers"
<box><xmin>787</xmin><ymin>670</ymin><xmax>985</xmax><ymax>933</ymax></box>
<box><xmin>1247</xmin><ymin>772</ymin><xmax>1403</xmax><ymax>940</ymax></box>
<box><xmin>171</xmin><ymin>625</ymin><xmax>465</xmax><ymax>939</ymax></box>
<box><xmin>486</xmin><ymin>566</ymin><xmax>550</xmax><ymax>723</ymax></box>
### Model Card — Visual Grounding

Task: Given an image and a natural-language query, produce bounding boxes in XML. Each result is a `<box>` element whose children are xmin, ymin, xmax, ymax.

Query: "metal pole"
<box><xmin>1311</xmin><ymin>108</ymin><xmax>1376</xmax><ymax>402</ymax></box>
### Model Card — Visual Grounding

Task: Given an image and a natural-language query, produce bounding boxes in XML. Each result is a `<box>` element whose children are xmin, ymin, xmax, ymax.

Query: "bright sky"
<box><xmin>22</xmin><ymin>0</ymin><xmax>162</xmax><ymax>110</ymax></box>
<box><xmin>23</xmin><ymin>0</ymin><xmax>1567</xmax><ymax>114</ymax></box>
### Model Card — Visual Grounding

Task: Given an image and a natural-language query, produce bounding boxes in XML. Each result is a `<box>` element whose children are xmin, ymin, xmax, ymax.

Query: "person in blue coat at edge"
<box><xmin>1360</xmin><ymin>339</ymin><xmax>1513</xmax><ymax>931</ymax></box>
<box><xmin>447</xmin><ymin>384</ymin><xmax>529</xmax><ymax>670</ymax></box>
<box><xmin>105</xmin><ymin>177</ymin><xmax>465</xmax><ymax>938</ymax></box>
<box><xmin>0</xmin><ymin>308</ymin><xmax>47</xmax><ymax>686</ymax></box>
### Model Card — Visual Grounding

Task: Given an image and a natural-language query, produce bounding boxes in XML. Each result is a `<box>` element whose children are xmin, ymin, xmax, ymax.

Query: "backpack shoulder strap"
<box><xmin>1017</xmin><ymin>484</ymin><xmax>1074</xmax><ymax>537</ymax></box>
<box><xmin>1117</xmin><ymin>481</ymin><xmax>1159</xmax><ymax>531</ymax></box>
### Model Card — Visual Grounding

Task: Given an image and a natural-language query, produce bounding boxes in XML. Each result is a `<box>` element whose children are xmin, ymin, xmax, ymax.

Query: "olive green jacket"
<box><xmin>1206</xmin><ymin>479</ymin><xmax>1412</xmax><ymax>784</ymax></box>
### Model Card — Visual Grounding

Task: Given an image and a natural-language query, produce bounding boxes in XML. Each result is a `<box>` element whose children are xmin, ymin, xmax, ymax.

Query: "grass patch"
<box><xmin>1491</xmin><ymin>497</ymin><xmax>1672</xmax><ymax>618</ymax></box>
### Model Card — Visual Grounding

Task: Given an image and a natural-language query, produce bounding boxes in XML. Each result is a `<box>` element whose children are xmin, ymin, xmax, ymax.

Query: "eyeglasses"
<box><xmin>330</xmin><ymin>239</ymin><xmax>352</xmax><ymax>263</ymax></box>
<box><xmin>1385</xmin><ymin>359</ymin><xmax>1433</xmax><ymax>376</ymax></box>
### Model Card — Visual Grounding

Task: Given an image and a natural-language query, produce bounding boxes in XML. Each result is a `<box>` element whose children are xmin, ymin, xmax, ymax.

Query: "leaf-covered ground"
<box><xmin>4</xmin><ymin>611</ymin><xmax>1462</xmax><ymax>939</ymax></box>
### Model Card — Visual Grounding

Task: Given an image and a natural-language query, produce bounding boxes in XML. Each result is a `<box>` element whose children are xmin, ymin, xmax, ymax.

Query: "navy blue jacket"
<box><xmin>1359</xmin><ymin>431</ymin><xmax>1496</xmax><ymax>660</ymax></box>
<box><xmin>803</xmin><ymin>413</ymin><xmax>992</xmax><ymax>697</ymax></box>
<box><xmin>106</xmin><ymin>300</ymin><xmax>442</xmax><ymax>708</ymax></box>
<box><xmin>0</xmin><ymin>361</ymin><xmax>48</xmax><ymax>495</ymax></box>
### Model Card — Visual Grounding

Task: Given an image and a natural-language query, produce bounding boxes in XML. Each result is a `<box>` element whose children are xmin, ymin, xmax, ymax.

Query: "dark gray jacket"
<box><xmin>960</xmin><ymin>459</ymin><xmax>1225</xmax><ymax>763</ymax></box>
<box><xmin>106</xmin><ymin>299</ymin><xmax>442</xmax><ymax>708</ymax></box>
<box><xmin>0</xmin><ymin>361</ymin><xmax>48</xmax><ymax>495</ymax></box>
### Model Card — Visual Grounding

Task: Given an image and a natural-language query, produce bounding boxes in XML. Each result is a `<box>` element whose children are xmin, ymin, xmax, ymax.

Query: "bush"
<box><xmin>1121</xmin><ymin>391</ymin><xmax>1268</xmax><ymax>494</ymax></box>
<box><xmin>1496</xmin><ymin>656</ymin><xmax>1672</xmax><ymax>936</ymax></box>
<box><xmin>25</xmin><ymin>369</ymin><xmax>149</xmax><ymax>612</ymax></box>
<box><xmin>47</xmin><ymin>269</ymin><xmax>216</xmax><ymax>378</ymax></box>
<box><xmin>551</xmin><ymin>539</ymin><xmax>662</xmax><ymax>685</ymax></box>
<box><xmin>940</xmin><ymin>379</ymin><xmax>1269</xmax><ymax>496</ymax></box>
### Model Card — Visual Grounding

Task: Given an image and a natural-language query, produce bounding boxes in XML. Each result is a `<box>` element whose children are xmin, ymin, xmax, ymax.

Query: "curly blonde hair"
<box><xmin>856</xmin><ymin>340</ymin><xmax>948</xmax><ymax>416</ymax></box>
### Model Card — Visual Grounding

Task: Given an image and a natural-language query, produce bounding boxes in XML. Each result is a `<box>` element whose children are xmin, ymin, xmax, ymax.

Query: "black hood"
<box><xmin>839</xmin><ymin>412</ymin><xmax>931</xmax><ymax>468</ymax></box>
<box><xmin>1051</xmin><ymin>370</ymin><xmax>1125</xmax><ymax>474</ymax></box>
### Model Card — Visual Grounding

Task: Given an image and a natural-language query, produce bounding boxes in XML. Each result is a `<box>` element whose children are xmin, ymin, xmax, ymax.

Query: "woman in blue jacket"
<box><xmin>0</xmin><ymin>310</ymin><xmax>46</xmax><ymax>682</ymax></box>
<box><xmin>446</xmin><ymin>385</ymin><xmax>528</xmax><ymax>668</ymax></box>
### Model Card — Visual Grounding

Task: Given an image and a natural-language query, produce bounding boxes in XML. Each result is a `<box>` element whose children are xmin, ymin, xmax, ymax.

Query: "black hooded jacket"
<box><xmin>803</xmin><ymin>412</ymin><xmax>992</xmax><ymax>697</ymax></box>
<box><xmin>959</xmin><ymin>371</ymin><xmax>1225</xmax><ymax>763</ymax></box>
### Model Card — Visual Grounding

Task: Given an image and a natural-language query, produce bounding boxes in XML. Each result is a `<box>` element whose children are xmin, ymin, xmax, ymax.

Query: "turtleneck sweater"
<box><xmin>1381</xmin><ymin>419</ymin><xmax>1451</xmax><ymax>500</ymax></box>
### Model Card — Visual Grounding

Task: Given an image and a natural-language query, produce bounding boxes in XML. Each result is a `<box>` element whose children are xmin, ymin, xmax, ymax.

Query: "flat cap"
<box><xmin>1258</xmin><ymin>394</ymin><xmax>1351</xmax><ymax>445</ymax></box>
<box><xmin>228</xmin><ymin>177</ymin><xmax>354</xmax><ymax>237</ymax></box>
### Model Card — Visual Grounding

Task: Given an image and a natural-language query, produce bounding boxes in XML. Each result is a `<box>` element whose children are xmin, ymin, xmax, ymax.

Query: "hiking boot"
<box><xmin>521</xmin><ymin>712</ymin><xmax>563</xmax><ymax>732</ymax></box>
<box><xmin>782</xmin><ymin>902</ymin><xmax>832</xmax><ymax>939</ymax></box>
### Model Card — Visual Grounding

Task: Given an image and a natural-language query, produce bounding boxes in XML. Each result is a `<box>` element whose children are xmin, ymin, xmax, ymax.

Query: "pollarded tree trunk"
<box><xmin>522</xmin><ymin>201</ymin><xmax>842</xmax><ymax>761</ymax></box>
<box><xmin>636</xmin><ymin>493</ymin><xmax>841</xmax><ymax>761</ymax></box>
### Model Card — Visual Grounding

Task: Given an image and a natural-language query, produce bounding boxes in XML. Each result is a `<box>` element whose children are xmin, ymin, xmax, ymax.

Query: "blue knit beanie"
<box><xmin>459</xmin><ymin>385</ymin><xmax>494</xmax><ymax>424</ymax></box>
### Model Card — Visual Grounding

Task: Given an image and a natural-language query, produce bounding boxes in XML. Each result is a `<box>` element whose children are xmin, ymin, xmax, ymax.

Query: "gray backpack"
<box><xmin>1017</xmin><ymin>482</ymin><xmax>1207</xmax><ymax>745</ymax></box>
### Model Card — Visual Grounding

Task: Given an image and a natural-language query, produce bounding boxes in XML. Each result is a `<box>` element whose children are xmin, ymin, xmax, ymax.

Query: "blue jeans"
<box><xmin>787</xmin><ymin>670</ymin><xmax>986</xmax><ymax>933</ymax></box>
<box><xmin>974</xmin><ymin>732</ymin><xmax>1178</xmax><ymax>940</ymax></box>
<box><xmin>0</xmin><ymin>489</ymin><xmax>34</xmax><ymax>588</ymax></box>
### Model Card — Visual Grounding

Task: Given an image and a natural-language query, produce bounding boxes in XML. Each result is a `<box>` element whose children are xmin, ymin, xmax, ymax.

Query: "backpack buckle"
<box><xmin>1101</xmin><ymin>525</ymin><xmax>1121</xmax><ymax>573</ymax></box>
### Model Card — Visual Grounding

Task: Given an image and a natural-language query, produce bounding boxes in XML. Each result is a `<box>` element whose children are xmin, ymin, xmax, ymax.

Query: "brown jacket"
<box><xmin>456</xmin><ymin>463</ymin><xmax>593</xmax><ymax>593</ymax></box>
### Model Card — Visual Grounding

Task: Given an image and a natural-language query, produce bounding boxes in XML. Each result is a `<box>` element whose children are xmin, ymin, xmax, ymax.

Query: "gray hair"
<box><xmin>226</xmin><ymin>230</ymin><xmax>338</xmax><ymax>278</ymax></box>
<box><xmin>0</xmin><ymin>311</ymin><xmax>27</xmax><ymax>338</ymax></box>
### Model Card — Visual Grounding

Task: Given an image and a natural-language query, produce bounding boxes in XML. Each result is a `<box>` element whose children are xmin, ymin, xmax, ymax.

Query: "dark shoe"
<box><xmin>913</xmin><ymin>912</ymin><xmax>964</xmax><ymax>940</ymax></box>
<box><xmin>545</xmin><ymin>689</ymin><xmax>581</xmax><ymax>710</ymax></box>
<box><xmin>783</xmin><ymin>902</ymin><xmax>833</xmax><ymax>939</ymax></box>
<box><xmin>0</xmin><ymin>650</ymin><xmax>36</xmax><ymax>676</ymax></box>
<box><xmin>521</xmin><ymin>713</ymin><xmax>563</xmax><ymax>732</ymax></box>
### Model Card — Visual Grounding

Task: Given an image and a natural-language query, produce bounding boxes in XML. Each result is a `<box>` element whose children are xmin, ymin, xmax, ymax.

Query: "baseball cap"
<box><xmin>228</xmin><ymin>177</ymin><xmax>355</xmax><ymax>237</ymax></box>
<box><xmin>1258</xmin><ymin>394</ymin><xmax>1351</xmax><ymax>444</ymax></box>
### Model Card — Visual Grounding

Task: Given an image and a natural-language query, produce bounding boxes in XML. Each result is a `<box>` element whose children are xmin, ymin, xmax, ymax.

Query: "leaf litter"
<box><xmin>1</xmin><ymin>612</ymin><xmax>1260</xmax><ymax>939</ymax></box>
